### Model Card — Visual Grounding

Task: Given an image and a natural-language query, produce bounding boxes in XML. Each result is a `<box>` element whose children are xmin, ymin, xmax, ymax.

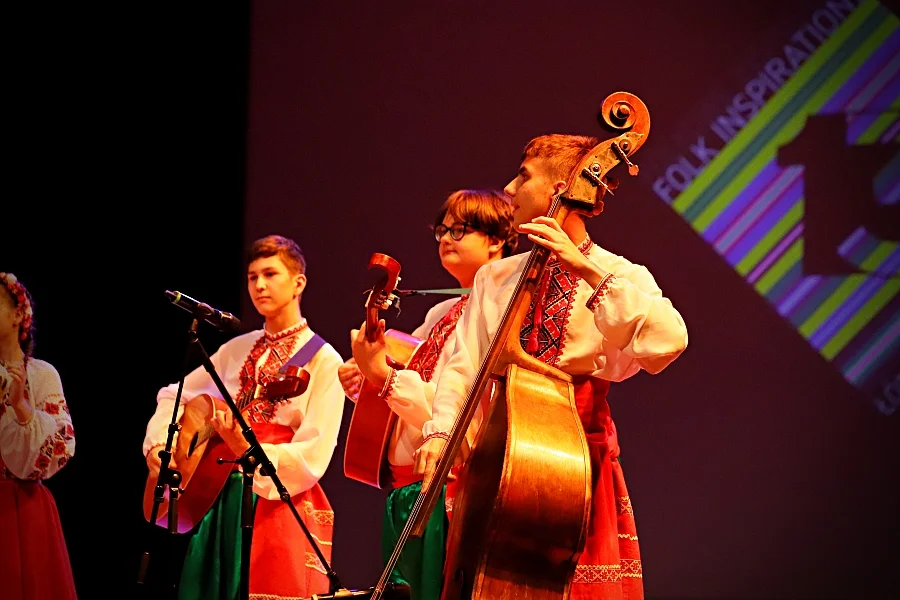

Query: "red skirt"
<box><xmin>248</xmin><ymin>423</ymin><xmax>335</xmax><ymax>598</ymax></box>
<box><xmin>249</xmin><ymin>484</ymin><xmax>335</xmax><ymax>597</ymax></box>
<box><xmin>0</xmin><ymin>479</ymin><xmax>78</xmax><ymax>600</ymax></box>
<box><xmin>570</xmin><ymin>378</ymin><xmax>643</xmax><ymax>600</ymax></box>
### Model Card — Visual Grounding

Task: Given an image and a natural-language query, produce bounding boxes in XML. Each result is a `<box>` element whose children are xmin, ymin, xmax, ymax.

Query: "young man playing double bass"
<box><xmin>414</xmin><ymin>134</ymin><xmax>689</xmax><ymax>599</ymax></box>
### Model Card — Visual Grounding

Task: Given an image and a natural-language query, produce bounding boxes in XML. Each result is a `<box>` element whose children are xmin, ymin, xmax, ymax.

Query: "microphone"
<box><xmin>165</xmin><ymin>290</ymin><xmax>241</xmax><ymax>332</ymax></box>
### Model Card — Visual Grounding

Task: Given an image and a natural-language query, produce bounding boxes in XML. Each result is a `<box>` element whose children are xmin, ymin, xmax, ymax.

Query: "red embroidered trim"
<box><xmin>521</xmin><ymin>235</ymin><xmax>594</xmax><ymax>364</ymax></box>
<box><xmin>406</xmin><ymin>296</ymin><xmax>469</xmax><ymax>382</ymax></box>
<box><xmin>422</xmin><ymin>431</ymin><xmax>450</xmax><ymax>443</ymax></box>
<box><xmin>25</xmin><ymin>387</ymin><xmax>75</xmax><ymax>481</ymax></box>
<box><xmin>586</xmin><ymin>273</ymin><xmax>617</xmax><ymax>311</ymax></box>
<box><xmin>238</xmin><ymin>325</ymin><xmax>306</xmax><ymax>422</ymax></box>
<box><xmin>379</xmin><ymin>368</ymin><xmax>398</xmax><ymax>399</ymax></box>
<box><xmin>526</xmin><ymin>270</ymin><xmax>551</xmax><ymax>354</ymax></box>
<box><xmin>572</xmin><ymin>558</ymin><xmax>643</xmax><ymax>583</ymax></box>
<box><xmin>264</xmin><ymin>319</ymin><xmax>308</xmax><ymax>342</ymax></box>
<box><xmin>520</xmin><ymin>262</ymin><xmax>579</xmax><ymax>367</ymax></box>
<box><xmin>237</xmin><ymin>336</ymin><xmax>269</xmax><ymax>408</ymax></box>
<box><xmin>575</xmin><ymin>235</ymin><xmax>594</xmax><ymax>256</ymax></box>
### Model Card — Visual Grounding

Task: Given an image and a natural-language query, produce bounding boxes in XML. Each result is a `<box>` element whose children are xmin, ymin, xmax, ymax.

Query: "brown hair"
<box><xmin>522</xmin><ymin>134</ymin><xmax>600</xmax><ymax>182</ymax></box>
<box><xmin>433</xmin><ymin>189</ymin><xmax>519</xmax><ymax>257</ymax></box>
<box><xmin>247</xmin><ymin>235</ymin><xmax>307</xmax><ymax>275</ymax></box>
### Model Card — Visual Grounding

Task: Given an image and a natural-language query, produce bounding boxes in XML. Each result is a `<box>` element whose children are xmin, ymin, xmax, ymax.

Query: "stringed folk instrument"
<box><xmin>344</xmin><ymin>253</ymin><xmax>423</xmax><ymax>488</ymax></box>
<box><xmin>371</xmin><ymin>92</ymin><xmax>651</xmax><ymax>600</ymax></box>
<box><xmin>142</xmin><ymin>366</ymin><xmax>310</xmax><ymax>533</ymax></box>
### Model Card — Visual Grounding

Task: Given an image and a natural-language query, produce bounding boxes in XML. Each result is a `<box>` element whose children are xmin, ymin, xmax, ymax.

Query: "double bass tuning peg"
<box><xmin>583</xmin><ymin>162</ymin><xmax>615</xmax><ymax>195</ymax></box>
<box><xmin>612</xmin><ymin>141</ymin><xmax>639</xmax><ymax>176</ymax></box>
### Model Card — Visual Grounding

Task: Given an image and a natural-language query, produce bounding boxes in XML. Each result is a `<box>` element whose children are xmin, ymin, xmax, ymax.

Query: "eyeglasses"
<box><xmin>434</xmin><ymin>222</ymin><xmax>471</xmax><ymax>242</ymax></box>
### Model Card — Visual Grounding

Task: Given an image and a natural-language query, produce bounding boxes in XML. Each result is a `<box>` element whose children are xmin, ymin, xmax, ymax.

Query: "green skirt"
<box><xmin>178</xmin><ymin>472</ymin><xmax>258</xmax><ymax>600</ymax></box>
<box><xmin>381</xmin><ymin>482</ymin><xmax>448</xmax><ymax>600</ymax></box>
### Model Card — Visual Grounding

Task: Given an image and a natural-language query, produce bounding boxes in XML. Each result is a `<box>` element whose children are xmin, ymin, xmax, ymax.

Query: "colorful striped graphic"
<box><xmin>666</xmin><ymin>0</ymin><xmax>900</xmax><ymax>413</ymax></box>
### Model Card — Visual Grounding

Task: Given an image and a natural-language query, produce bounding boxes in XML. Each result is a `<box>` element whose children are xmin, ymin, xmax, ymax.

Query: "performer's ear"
<box><xmin>554</xmin><ymin>179</ymin><xmax>567</xmax><ymax>193</ymax></box>
<box><xmin>295</xmin><ymin>273</ymin><xmax>307</xmax><ymax>298</ymax></box>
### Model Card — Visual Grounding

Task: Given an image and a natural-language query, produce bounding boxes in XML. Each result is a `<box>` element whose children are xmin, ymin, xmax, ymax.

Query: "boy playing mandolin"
<box><xmin>142</xmin><ymin>234</ymin><xmax>344</xmax><ymax>600</ymax></box>
<box><xmin>339</xmin><ymin>189</ymin><xmax>518</xmax><ymax>600</ymax></box>
<box><xmin>414</xmin><ymin>133</ymin><xmax>689</xmax><ymax>599</ymax></box>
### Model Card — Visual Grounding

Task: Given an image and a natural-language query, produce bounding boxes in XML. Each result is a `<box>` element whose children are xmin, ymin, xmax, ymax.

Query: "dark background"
<box><xmin>3</xmin><ymin>2</ymin><xmax>898</xmax><ymax>599</ymax></box>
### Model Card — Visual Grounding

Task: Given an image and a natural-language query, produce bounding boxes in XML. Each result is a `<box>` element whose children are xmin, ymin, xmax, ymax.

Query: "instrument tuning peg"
<box><xmin>612</xmin><ymin>141</ymin><xmax>639</xmax><ymax>176</ymax></box>
<box><xmin>583</xmin><ymin>162</ymin><xmax>614</xmax><ymax>195</ymax></box>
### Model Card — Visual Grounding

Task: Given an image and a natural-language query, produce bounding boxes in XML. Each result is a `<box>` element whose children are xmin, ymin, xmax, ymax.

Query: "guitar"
<box><xmin>343</xmin><ymin>253</ymin><xmax>423</xmax><ymax>488</ymax></box>
<box><xmin>142</xmin><ymin>365</ymin><xmax>310</xmax><ymax>533</ymax></box>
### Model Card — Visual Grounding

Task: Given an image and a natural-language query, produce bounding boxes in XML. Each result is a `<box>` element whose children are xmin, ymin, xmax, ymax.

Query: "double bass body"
<box><xmin>441</xmin><ymin>364</ymin><xmax>591</xmax><ymax>600</ymax></box>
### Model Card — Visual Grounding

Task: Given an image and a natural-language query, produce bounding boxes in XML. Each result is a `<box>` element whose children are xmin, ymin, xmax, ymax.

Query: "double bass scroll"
<box><xmin>561</xmin><ymin>92</ymin><xmax>650</xmax><ymax>216</ymax></box>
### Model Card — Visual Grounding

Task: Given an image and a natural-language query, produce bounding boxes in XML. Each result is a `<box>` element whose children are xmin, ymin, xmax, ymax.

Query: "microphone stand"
<box><xmin>173</xmin><ymin>313</ymin><xmax>348</xmax><ymax>599</ymax></box>
<box><xmin>136</xmin><ymin>317</ymin><xmax>197</xmax><ymax>599</ymax></box>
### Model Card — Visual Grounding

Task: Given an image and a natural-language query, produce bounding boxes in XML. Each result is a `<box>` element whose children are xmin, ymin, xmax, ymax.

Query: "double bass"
<box><xmin>370</xmin><ymin>91</ymin><xmax>651</xmax><ymax>600</ymax></box>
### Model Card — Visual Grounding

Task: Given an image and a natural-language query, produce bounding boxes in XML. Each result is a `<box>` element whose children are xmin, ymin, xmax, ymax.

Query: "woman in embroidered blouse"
<box><xmin>338</xmin><ymin>189</ymin><xmax>518</xmax><ymax>600</ymax></box>
<box><xmin>0</xmin><ymin>272</ymin><xmax>78</xmax><ymax>600</ymax></box>
<box><xmin>414</xmin><ymin>135</ymin><xmax>689</xmax><ymax>600</ymax></box>
<box><xmin>142</xmin><ymin>235</ymin><xmax>345</xmax><ymax>600</ymax></box>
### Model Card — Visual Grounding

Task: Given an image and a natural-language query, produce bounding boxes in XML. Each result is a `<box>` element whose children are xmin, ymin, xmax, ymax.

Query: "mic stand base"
<box><xmin>300</xmin><ymin>582</ymin><xmax>411</xmax><ymax>599</ymax></box>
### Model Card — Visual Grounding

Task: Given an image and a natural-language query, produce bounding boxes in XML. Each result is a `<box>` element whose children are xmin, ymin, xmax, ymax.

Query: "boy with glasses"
<box><xmin>338</xmin><ymin>189</ymin><xmax>517</xmax><ymax>600</ymax></box>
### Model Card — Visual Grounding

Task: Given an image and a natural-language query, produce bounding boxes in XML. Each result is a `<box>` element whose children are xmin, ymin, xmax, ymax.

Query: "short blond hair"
<box><xmin>522</xmin><ymin>134</ymin><xmax>600</xmax><ymax>182</ymax></box>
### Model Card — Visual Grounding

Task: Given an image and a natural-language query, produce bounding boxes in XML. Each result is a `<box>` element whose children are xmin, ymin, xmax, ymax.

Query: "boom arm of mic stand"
<box><xmin>187</xmin><ymin>333</ymin><xmax>345</xmax><ymax>596</ymax></box>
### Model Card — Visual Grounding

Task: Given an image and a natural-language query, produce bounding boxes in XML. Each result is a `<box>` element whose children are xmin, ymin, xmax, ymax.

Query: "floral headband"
<box><xmin>0</xmin><ymin>273</ymin><xmax>33</xmax><ymax>342</ymax></box>
<box><xmin>0</xmin><ymin>363</ymin><xmax>10</xmax><ymax>400</ymax></box>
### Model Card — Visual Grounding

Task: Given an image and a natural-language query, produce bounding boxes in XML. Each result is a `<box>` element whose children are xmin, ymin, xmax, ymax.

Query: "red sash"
<box><xmin>570</xmin><ymin>377</ymin><xmax>643</xmax><ymax>599</ymax></box>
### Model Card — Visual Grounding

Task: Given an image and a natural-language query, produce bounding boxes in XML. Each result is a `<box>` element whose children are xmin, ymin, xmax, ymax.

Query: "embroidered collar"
<box><xmin>264</xmin><ymin>319</ymin><xmax>308</xmax><ymax>342</ymax></box>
